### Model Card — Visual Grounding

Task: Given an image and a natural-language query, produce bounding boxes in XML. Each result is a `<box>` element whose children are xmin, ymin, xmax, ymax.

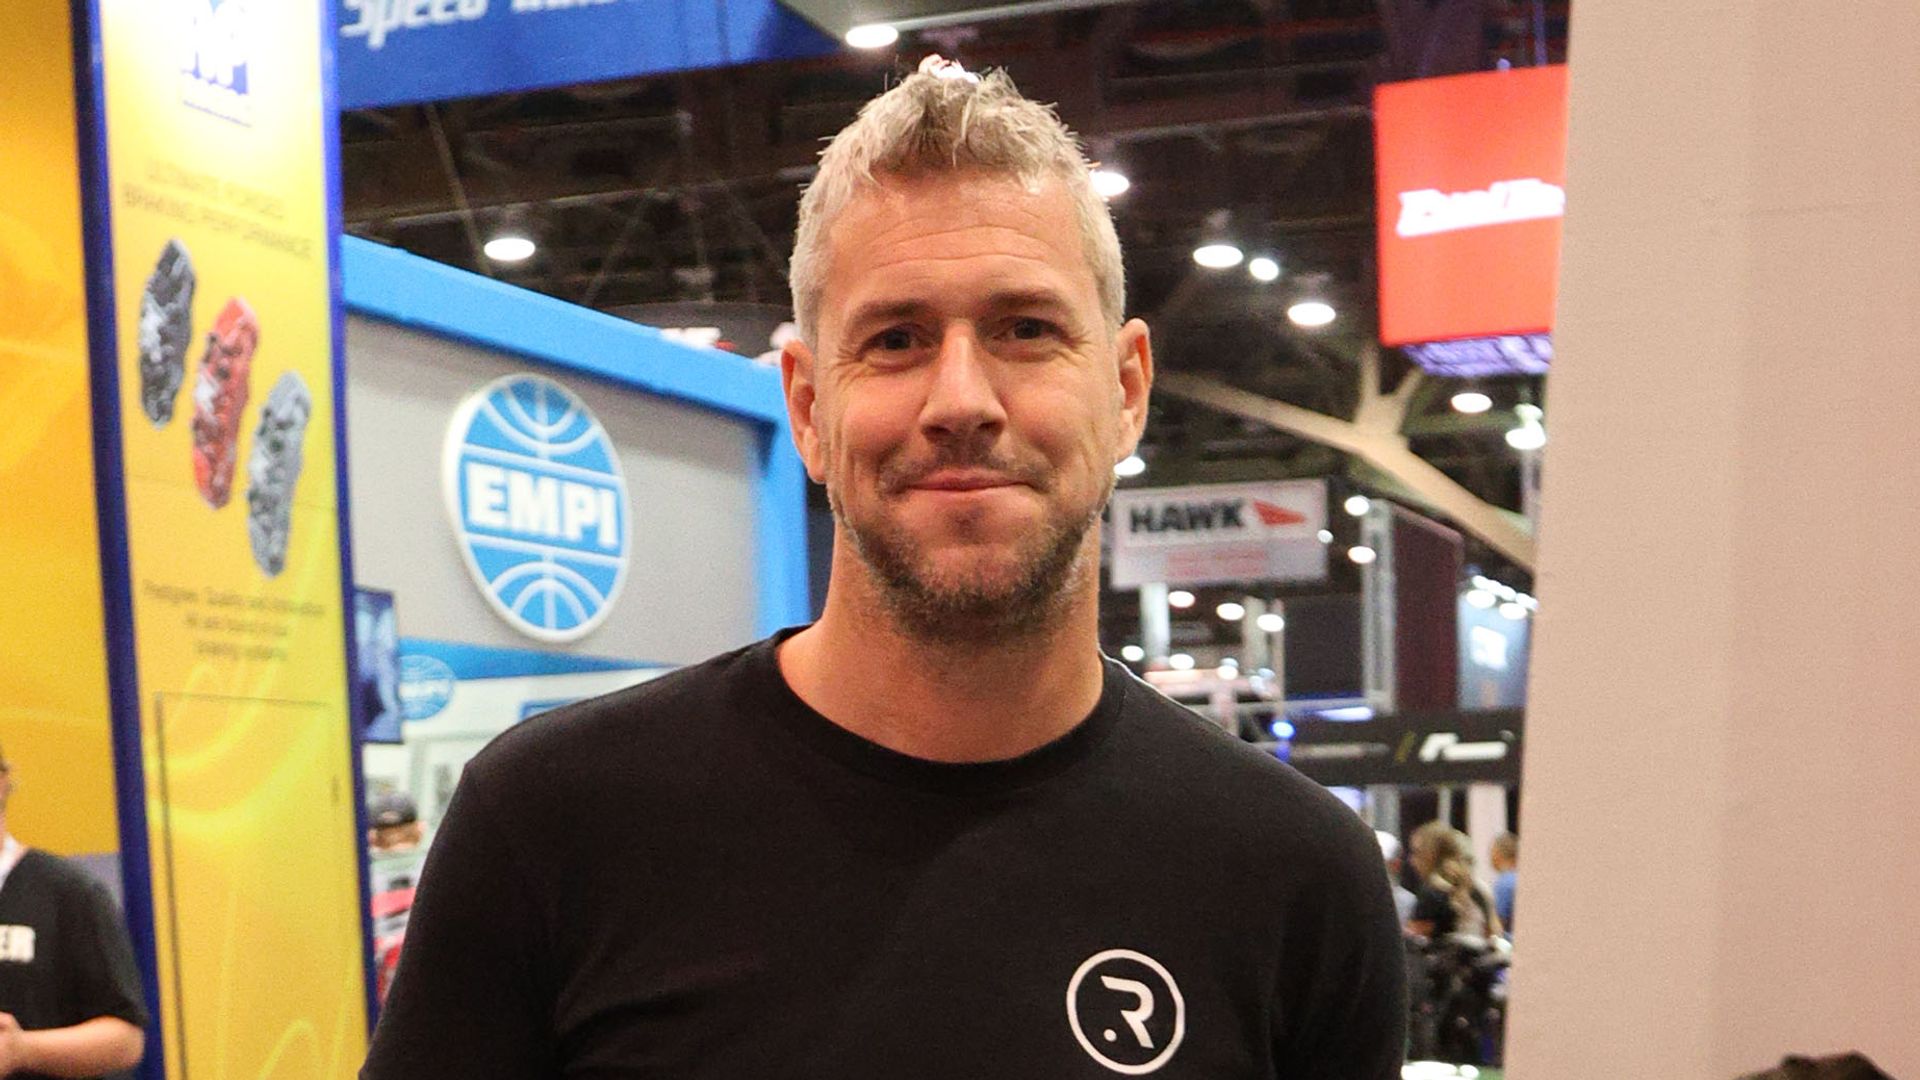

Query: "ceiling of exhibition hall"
<box><xmin>338</xmin><ymin>0</ymin><xmax>1570</xmax><ymax>600</ymax></box>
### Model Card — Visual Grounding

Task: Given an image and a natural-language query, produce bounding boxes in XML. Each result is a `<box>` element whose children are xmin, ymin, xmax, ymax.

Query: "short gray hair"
<box><xmin>789</xmin><ymin>63</ymin><xmax>1125</xmax><ymax>344</ymax></box>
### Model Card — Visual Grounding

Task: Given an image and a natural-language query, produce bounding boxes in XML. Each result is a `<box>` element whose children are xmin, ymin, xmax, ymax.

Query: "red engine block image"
<box><xmin>190</xmin><ymin>297</ymin><xmax>260</xmax><ymax>508</ymax></box>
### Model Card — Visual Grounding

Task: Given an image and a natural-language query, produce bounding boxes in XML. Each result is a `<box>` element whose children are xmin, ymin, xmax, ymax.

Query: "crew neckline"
<box><xmin>744</xmin><ymin>627</ymin><xmax>1128</xmax><ymax>797</ymax></box>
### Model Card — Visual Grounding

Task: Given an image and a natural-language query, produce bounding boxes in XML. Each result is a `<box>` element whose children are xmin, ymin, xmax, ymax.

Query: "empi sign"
<box><xmin>443</xmin><ymin>374</ymin><xmax>631</xmax><ymax>643</ymax></box>
<box><xmin>1108</xmin><ymin>480</ymin><xmax>1328</xmax><ymax>589</ymax></box>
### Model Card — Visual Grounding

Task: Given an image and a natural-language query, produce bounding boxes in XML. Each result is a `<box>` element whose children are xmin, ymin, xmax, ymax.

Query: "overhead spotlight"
<box><xmin>1287</xmin><ymin>300</ymin><xmax>1336</xmax><ymax>327</ymax></box>
<box><xmin>1120</xmin><ymin>644</ymin><xmax>1146</xmax><ymax>663</ymax></box>
<box><xmin>1499</xmin><ymin>601</ymin><xmax>1528</xmax><ymax>621</ymax></box>
<box><xmin>1347</xmin><ymin>545</ymin><xmax>1378</xmax><ymax>565</ymax></box>
<box><xmin>1316</xmin><ymin>529</ymin><xmax>1334</xmax><ymax>544</ymax></box>
<box><xmin>483</xmin><ymin>235</ymin><xmax>535</xmax><ymax>262</ymax></box>
<box><xmin>1466</xmin><ymin>589</ymin><xmax>1497</xmax><ymax>609</ymax></box>
<box><xmin>1169</xmin><ymin>653</ymin><xmax>1195</xmax><ymax>671</ymax></box>
<box><xmin>1193</xmin><ymin>243</ymin><xmax>1244</xmax><ymax>269</ymax></box>
<box><xmin>1256</xmin><ymin>612</ymin><xmax>1285</xmax><ymax>633</ymax></box>
<box><xmin>1167</xmin><ymin>590</ymin><xmax>1196</xmax><ymax>609</ymax></box>
<box><xmin>1113</xmin><ymin>454</ymin><xmax>1146</xmax><ymax>478</ymax></box>
<box><xmin>1269</xmin><ymin>719</ymin><xmax>1296</xmax><ymax>740</ymax></box>
<box><xmin>844</xmin><ymin>23</ymin><xmax>899</xmax><ymax>48</ymax></box>
<box><xmin>1090</xmin><ymin>168</ymin><xmax>1131</xmax><ymax>199</ymax></box>
<box><xmin>1506</xmin><ymin>401</ymin><xmax>1547</xmax><ymax>449</ymax></box>
<box><xmin>1451</xmin><ymin>391</ymin><xmax>1493</xmax><ymax>414</ymax></box>
<box><xmin>1506</xmin><ymin>421</ymin><xmax>1547</xmax><ymax>451</ymax></box>
<box><xmin>1216</xmin><ymin>601</ymin><xmax>1246</xmax><ymax>621</ymax></box>
<box><xmin>1248</xmin><ymin>256</ymin><xmax>1280</xmax><ymax>282</ymax></box>
<box><xmin>1216</xmin><ymin>663</ymin><xmax>1239</xmax><ymax>679</ymax></box>
<box><xmin>1344</xmin><ymin>494</ymin><xmax>1372</xmax><ymax>517</ymax></box>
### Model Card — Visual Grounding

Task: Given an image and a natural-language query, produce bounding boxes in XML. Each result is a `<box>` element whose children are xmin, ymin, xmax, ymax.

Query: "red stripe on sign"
<box><xmin>1252</xmin><ymin>500</ymin><xmax>1306</xmax><ymax>526</ymax></box>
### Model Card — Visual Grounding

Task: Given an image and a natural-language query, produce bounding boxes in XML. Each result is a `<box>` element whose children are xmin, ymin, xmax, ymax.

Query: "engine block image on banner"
<box><xmin>247</xmin><ymin>371</ymin><xmax>311</xmax><ymax>576</ymax></box>
<box><xmin>190</xmin><ymin>296</ymin><xmax>258</xmax><ymax>508</ymax></box>
<box><xmin>137</xmin><ymin>238</ymin><xmax>195</xmax><ymax>425</ymax></box>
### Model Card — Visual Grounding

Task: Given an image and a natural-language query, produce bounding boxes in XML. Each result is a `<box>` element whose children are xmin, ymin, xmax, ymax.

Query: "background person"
<box><xmin>1378</xmin><ymin>828</ymin><xmax>1418</xmax><ymax>928</ymax></box>
<box><xmin>1490</xmin><ymin>831</ymin><xmax>1518</xmax><ymax>933</ymax></box>
<box><xmin>1408</xmin><ymin>820</ymin><xmax>1503</xmax><ymax>942</ymax></box>
<box><xmin>0</xmin><ymin>742</ymin><xmax>148</xmax><ymax>1080</ymax></box>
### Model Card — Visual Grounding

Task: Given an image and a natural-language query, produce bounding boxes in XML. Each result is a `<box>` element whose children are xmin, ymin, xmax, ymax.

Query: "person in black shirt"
<box><xmin>363</xmin><ymin>55</ymin><xmax>1406</xmax><ymax>1079</ymax></box>
<box><xmin>0</xmin><ymin>745</ymin><xmax>148</xmax><ymax>1080</ymax></box>
<box><xmin>1407</xmin><ymin>821</ymin><xmax>1503</xmax><ymax>941</ymax></box>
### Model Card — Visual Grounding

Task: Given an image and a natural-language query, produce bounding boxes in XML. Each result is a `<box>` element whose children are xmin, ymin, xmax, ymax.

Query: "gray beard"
<box><xmin>831</xmin><ymin>483</ymin><xmax>1107</xmax><ymax>647</ymax></box>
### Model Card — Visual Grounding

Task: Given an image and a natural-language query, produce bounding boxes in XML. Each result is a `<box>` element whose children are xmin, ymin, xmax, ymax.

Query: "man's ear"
<box><xmin>781</xmin><ymin>337</ymin><xmax>827</xmax><ymax>484</ymax></box>
<box><xmin>1113</xmin><ymin>318</ymin><xmax>1153</xmax><ymax>458</ymax></box>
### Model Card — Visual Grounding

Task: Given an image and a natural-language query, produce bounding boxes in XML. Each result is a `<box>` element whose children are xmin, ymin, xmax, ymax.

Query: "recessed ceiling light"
<box><xmin>483</xmin><ymin>235</ymin><xmax>536</xmax><ymax>262</ymax></box>
<box><xmin>1248</xmin><ymin>256</ymin><xmax>1280</xmax><ymax>282</ymax></box>
<box><xmin>1193</xmin><ymin>243</ymin><xmax>1244</xmax><ymax>269</ymax></box>
<box><xmin>1506</xmin><ymin>422</ymin><xmax>1547</xmax><ymax>450</ymax></box>
<box><xmin>1256</xmin><ymin>612</ymin><xmax>1285</xmax><ymax>633</ymax></box>
<box><xmin>1167</xmin><ymin>590</ymin><xmax>1195</xmax><ymax>609</ymax></box>
<box><xmin>1347</xmin><ymin>545</ymin><xmax>1378</xmax><ymax>565</ymax></box>
<box><xmin>1113</xmin><ymin>454</ymin><xmax>1146</xmax><ymax>478</ymax></box>
<box><xmin>844</xmin><ymin>23</ymin><xmax>899</xmax><ymax>48</ymax></box>
<box><xmin>1451</xmin><ymin>391</ymin><xmax>1493</xmax><ymax>414</ymax></box>
<box><xmin>1090</xmin><ymin>168</ymin><xmax>1131</xmax><ymax>199</ymax></box>
<box><xmin>1288</xmin><ymin>300</ymin><xmax>1336</xmax><ymax>327</ymax></box>
<box><xmin>1216</xmin><ymin>602</ymin><xmax>1246</xmax><ymax>621</ymax></box>
<box><xmin>1120</xmin><ymin>644</ymin><xmax>1146</xmax><ymax>663</ymax></box>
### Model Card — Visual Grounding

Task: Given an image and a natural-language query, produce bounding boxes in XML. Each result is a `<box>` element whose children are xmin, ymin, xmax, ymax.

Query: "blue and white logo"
<box><xmin>397</xmin><ymin>654</ymin><xmax>457</xmax><ymax>720</ymax></box>
<box><xmin>180</xmin><ymin>0</ymin><xmax>254</xmax><ymax>125</ymax></box>
<box><xmin>443</xmin><ymin>374</ymin><xmax>630</xmax><ymax>643</ymax></box>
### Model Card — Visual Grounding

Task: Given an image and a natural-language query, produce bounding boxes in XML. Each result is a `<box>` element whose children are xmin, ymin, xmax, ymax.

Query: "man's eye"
<box><xmin>872</xmin><ymin>328</ymin><xmax>916</xmax><ymax>352</ymax></box>
<box><xmin>1008</xmin><ymin>318</ymin><xmax>1054</xmax><ymax>341</ymax></box>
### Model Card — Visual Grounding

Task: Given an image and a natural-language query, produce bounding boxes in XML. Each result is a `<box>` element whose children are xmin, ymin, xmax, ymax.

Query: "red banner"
<box><xmin>1375</xmin><ymin>65</ymin><xmax>1571</xmax><ymax>347</ymax></box>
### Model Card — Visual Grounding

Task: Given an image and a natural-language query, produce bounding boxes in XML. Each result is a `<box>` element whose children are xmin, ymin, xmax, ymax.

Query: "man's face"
<box><xmin>785</xmin><ymin>171</ymin><xmax>1150</xmax><ymax>639</ymax></box>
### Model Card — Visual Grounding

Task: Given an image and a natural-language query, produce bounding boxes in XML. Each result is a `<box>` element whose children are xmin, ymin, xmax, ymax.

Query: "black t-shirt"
<box><xmin>363</xmin><ymin>634</ymin><xmax>1406</xmax><ymax>1079</ymax></box>
<box><xmin>1411</xmin><ymin>883</ymin><xmax>1494</xmax><ymax>940</ymax></box>
<box><xmin>0</xmin><ymin>850</ymin><xmax>149</xmax><ymax>1080</ymax></box>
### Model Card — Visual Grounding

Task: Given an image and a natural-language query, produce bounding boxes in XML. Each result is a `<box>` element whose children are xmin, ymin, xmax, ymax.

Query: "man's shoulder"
<box><xmin>11</xmin><ymin>849</ymin><xmax>116</xmax><ymax>906</ymax></box>
<box><xmin>1114</xmin><ymin>671</ymin><xmax>1381</xmax><ymax>860</ymax></box>
<box><xmin>462</xmin><ymin>640</ymin><xmax>764</xmax><ymax>790</ymax></box>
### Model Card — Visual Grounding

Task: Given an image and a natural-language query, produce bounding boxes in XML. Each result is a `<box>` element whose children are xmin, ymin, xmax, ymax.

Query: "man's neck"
<box><xmin>778</xmin><ymin>561</ymin><xmax>1108</xmax><ymax>764</ymax></box>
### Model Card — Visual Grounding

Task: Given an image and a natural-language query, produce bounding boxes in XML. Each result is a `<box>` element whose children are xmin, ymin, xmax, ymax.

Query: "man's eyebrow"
<box><xmin>982</xmin><ymin>288</ymin><xmax>1075</xmax><ymax>314</ymax></box>
<box><xmin>845</xmin><ymin>290</ymin><xmax>1074</xmax><ymax>326</ymax></box>
<box><xmin>843</xmin><ymin>298</ymin><xmax>936</xmax><ymax>331</ymax></box>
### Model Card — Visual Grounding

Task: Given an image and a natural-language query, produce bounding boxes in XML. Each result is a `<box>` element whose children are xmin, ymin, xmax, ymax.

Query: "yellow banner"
<box><xmin>98</xmin><ymin>0</ymin><xmax>369</xmax><ymax>1074</ymax></box>
<box><xmin>0</xmin><ymin>0</ymin><xmax>121</xmax><ymax>856</ymax></box>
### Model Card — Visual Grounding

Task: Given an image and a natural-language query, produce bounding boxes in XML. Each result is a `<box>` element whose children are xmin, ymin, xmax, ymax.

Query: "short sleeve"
<box><xmin>66</xmin><ymin>879</ymin><xmax>149</xmax><ymax>1029</ymax></box>
<box><xmin>361</xmin><ymin>770</ymin><xmax>558</xmax><ymax>1079</ymax></box>
<box><xmin>1272</xmin><ymin>813</ymin><xmax>1410</xmax><ymax>1080</ymax></box>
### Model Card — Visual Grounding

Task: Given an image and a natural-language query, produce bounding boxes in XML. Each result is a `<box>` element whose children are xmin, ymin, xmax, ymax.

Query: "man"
<box><xmin>1490</xmin><ymin>831</ymin><xmax>1518</xmax><ymax>933</ymax></box>
<box><xmin>1377</xmin><ymin>829</ymin><xmax>1419</xmax><ymax>927</ymax></box>
<box><xmin>0</xmin><ymin>745</ymin><xmax>148</xmax><ymax>1080</ymax></box>
<box><xmin>364</xmin><ymin>58</ymin><xmax>1404</xmax><ymax>1078</ymax></box>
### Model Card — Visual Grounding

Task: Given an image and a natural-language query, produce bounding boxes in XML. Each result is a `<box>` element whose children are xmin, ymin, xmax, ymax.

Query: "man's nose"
<box><xmin>919</xmin><ymin>325</ymin><xmax>1007</xmax><ymax>440</ymax></box>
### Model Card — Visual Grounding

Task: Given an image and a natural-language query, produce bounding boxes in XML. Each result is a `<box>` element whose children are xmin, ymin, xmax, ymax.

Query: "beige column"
<box><xmin>1505</xmin><ymin>4</ymin><xmax>1920</xmax><ymax>1078</ymax></box>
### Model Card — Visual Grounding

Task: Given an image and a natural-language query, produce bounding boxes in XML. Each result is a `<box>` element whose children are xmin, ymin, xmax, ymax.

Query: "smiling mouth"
<box><xmin>907</xmin><ymin>472</ymin><xmax>1024</xmax><ymax>493</ymax></box>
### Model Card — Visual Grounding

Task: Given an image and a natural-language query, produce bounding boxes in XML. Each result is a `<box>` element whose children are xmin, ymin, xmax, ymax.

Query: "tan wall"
<box><xmin>1506</xmin><ymin>4</ymin><xmax>1920</xmax><ymax>1078</ymax></box>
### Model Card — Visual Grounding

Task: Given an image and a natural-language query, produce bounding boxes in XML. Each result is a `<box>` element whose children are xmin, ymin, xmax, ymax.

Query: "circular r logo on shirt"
<box><xmin>1066</xmin><ymin>949</ymin><xmax>1186</xmax><ymax>1074</ymax></box>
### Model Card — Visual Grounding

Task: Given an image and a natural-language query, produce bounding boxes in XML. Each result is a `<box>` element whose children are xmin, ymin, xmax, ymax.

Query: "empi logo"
<box><xmin>443</xmin><ymin>375</ymin><xmax>630</xmax><ymax>643</ymax></box>
<box><xmin>1067</xmin><ymin>950</ymin><xmax>1186</xmax><ymax>1075</ymax></box>
<box><xmin>179</xmin><ymin>0</ymin><xmax>254</xmax><ymax>125</ymax></box>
